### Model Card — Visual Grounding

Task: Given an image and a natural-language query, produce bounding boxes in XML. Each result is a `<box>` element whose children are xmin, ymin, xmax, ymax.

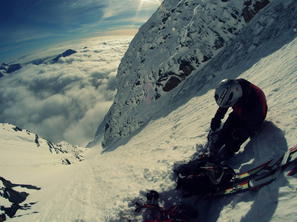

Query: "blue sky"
<box><xmin>0</xmin><ymin>0</ymin><xmax>161</xmax><ymax>62</ymax></box>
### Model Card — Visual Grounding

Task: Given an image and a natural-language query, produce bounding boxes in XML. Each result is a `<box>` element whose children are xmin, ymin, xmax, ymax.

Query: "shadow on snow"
<box><xmin>0</xmin><ymin>176</ymin><xmax>41</xmax><ymax>220</ymax></box>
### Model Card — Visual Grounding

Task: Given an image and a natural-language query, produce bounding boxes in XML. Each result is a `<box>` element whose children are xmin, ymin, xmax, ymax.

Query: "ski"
<box><xmin>214</xmin><ymin>144</ymin><xmax>297</xmax><ymax>196</ymax></box>
<box><xmin>131</xmin><ymin>145</ymin><xmax>297</xmax><ymax>221</ymax></box>
<box><xmin>232</xmin><ymin>159</ymin><xmax>273</xmax><ymax>182</ymax></box>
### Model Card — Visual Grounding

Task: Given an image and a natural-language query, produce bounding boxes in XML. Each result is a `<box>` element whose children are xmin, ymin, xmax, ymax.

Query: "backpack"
<box><xmin>174</xmin><ymin>157</ymin><xmax>234</xmax><ymax>196</ymax></box>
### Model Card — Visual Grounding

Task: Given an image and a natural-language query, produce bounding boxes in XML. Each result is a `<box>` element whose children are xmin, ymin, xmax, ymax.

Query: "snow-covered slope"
<box><xmin>1</xmin><ymin>0</ymin><xmax>297</xmax><ymax>221</ymax></box>
<box><xmin>98</xmin><ymin>0</ymin><xmax>274</xmax><ymax>148</ymax></box>
<box><xmin>0</xmin><ymin>123</ymin><xmax>86</xmax><ymax>221</ymax></box>
<box><xmin>1</xmin><ymin>22</ymin><xmax>297</xmax><ymax>222</ymax></box>
<box><xmin>0</xmin><ymin>123</ymin><xmax>84</xmax><ymax>169</ymax></box>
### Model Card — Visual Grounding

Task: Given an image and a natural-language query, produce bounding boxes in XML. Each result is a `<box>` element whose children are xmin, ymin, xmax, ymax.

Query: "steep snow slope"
<box><xmin>1</xmin><ymin>1</ymin><xmax>297</xmax><ymax>221</ymax></box>
<box><xmin>1</xmin><ymin>32</ymin><xmax>296</xmax><ymax>221</ymax></box>
<box><xmin>98</xmin><ymin>0</ymin><xmax>274</xmax><ymax>148</ymax></box>
<box><xmin>0</xmin><ymin>124</ymin><xmax>85</xmax><ymax>221</ymax></box>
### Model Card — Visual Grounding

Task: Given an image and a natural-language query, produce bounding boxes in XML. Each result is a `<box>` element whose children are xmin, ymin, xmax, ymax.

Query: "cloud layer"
<box><xmin>0</xmin><ymin>36</ymin><xmax>132</xmax><ymax>146</ymax></box>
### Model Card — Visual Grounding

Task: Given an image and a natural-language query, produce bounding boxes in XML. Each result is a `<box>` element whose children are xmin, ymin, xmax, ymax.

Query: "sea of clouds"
<box><xmin>0</xmin><ymin>36</ymin><xmax>132</xmax><ymax>146</ymax></box>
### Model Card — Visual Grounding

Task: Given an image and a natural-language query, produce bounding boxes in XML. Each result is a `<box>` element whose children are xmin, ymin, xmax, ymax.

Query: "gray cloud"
<box><xmin>0</xmin><ymin>36</ymin><xmax>131</xmax><ymax>146</ymax></box>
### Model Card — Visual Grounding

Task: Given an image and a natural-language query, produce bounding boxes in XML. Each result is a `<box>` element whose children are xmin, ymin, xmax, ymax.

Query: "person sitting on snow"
<box><xmin>208</xmin><ymin>78</ymin><xmax>268</xmax><ymax>161</ymax></box>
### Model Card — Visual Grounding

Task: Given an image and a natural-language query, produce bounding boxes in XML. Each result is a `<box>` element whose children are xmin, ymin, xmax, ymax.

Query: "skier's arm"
<box><xmin>211</xmin><ymin>107</ymin><xmax>228</xmax><ymax>130</ymax></box>
<box><xmin>215</xmin><ymin>107</ymin><xmax>228</xmax><ymax>120</ymax></box>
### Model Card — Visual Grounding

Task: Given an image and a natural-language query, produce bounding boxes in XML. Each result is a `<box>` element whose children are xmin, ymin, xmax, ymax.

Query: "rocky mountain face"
<box><xmin>0</xmin><ymin>63</ymin><xmax>22</xmax><ymax>77</ymax></box>
<box><xmin>99</xmin><ymin>0</ymin><xmax>273</xmax><ymax>148</ymax></box>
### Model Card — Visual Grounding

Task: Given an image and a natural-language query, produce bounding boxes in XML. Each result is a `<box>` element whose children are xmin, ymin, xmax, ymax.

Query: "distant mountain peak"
<box><xmin>51</xmin><ymin>49</ymin><xmax>77</xmax><ymax>63</ymax></box>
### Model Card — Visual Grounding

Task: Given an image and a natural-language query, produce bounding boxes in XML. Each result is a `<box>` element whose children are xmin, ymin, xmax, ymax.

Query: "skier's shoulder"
<box><xmin>237</xmin><ymin>78</ymin><xmax>263</xmax><ymax>91</ymax></box>
<box><xmin>237</xmin><ymin>78</ymin><xmax>252</xmax><ymax>88</ymax></box>
<box><xmin>237</xmin><ymin>79</ymin><xmax>265</xmax><ymax>99</ymax></box>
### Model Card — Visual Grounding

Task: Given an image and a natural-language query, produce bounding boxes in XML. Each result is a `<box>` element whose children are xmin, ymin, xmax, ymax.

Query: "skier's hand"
<box><xmin>211</xmin><ymin>118</ymin><xmax>221</xmax><ymax>131</ymax></box>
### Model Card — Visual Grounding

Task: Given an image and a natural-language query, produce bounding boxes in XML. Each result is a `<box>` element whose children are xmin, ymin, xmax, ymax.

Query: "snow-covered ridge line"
<box><xmin>0</xmin><ymin>123</ymin><xmax>84</xmax><ymax>165</ymax></box>
<box><xmin>0</xmin><ymin>123</ymin><xmax>87</xmax><ymax>220</ymax></box>
<box><xmin>97</xmin><ymin>0</ymin><xmax>273</xmax><ymax>148</ymax></box>
<box><xmin>0</xmin><ymin>49</ymin><xmax>77</xmax><ymax>79</ymax></box>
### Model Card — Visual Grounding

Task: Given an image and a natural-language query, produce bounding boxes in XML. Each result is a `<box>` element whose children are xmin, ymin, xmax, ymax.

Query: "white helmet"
<box><xmin>214</xmin><ymin>79</ymin><xmax>243</xmax><ymax>108</ymax></box>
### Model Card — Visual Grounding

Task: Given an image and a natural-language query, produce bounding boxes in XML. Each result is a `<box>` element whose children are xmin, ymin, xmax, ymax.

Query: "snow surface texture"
<box><xmin>0</xmin><ymin>123</ymin><xmax>85</xmax><ymax>220</ymax></box>
<box><xmin>0</xmin><ymin>36</ymin><xmax>131</xmax><ymax>146</ymax></box>
<box><xmin>1</xmin><ymin>2</ymin><xmax>297</xmax><ymax>220</ymax></box>
<box><xmin>1</xmin><ymin>31</ymin><xmax>297</xmax><ymax>221</ymax></box>
<box><xmin>99</xmin><ymin>0</ymin><xmax>274</xmax><ymax>148</ymax></box>
<box><xmin>1</xmin><ymin>0</ymin><xmax>297</xmax><ymax>221</ymax></box>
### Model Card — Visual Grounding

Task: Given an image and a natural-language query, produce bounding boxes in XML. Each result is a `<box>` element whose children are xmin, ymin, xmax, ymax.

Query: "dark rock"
<box><xmin>244</xmin><ymin>0</ymin><xmax>252</xmax><ymax>6</ymax></box>
<box><xmin>0</xmin><ymin>71</ymin><xmax>3</xmax><ymax>78</ymax></box>
<box><xmin>202</xmin><ymin>55</ymin><xmax>211</xmax><ymax>62</ymax></box>
<box><xmin>155</xmin><ymin>92</ymin><xmax>161</xmax><ymax>100</ymax></box>
<box><xmin>61</xmin><ymin>49</ymin><xmax>77</xmax><ymax>57</ymax></box>
<box><xmin>179</xmin><ymin>60</ymin><xmax>194</xmax><ymax>77</ymax></box>
<box><xmin>105</xmin><ymin>123</ymin><xmax>110</xmax><ymax>131</ymax></box>
<box><xmin>254</xmin><ymin>0</ymin><xmax>270</xmax><ymax>13</ymax></box>
<box><xmin>0</xmin><ymin>63</ymin><xmax>8</xmax><ymax>71</ymax></box>
<box><xmin>158</xmin><ymin>71</ymin><xmax>175</xmax><ymax>83</ymax></box>
<box><xmin>7</xmin><ymin>64</ymin><xmax>22</xmax><ymax>73</ymax></box>
<box><xmin>214</xmin><ymin>36</ymin><xmax>225</xmax><ymax>49</ymax></box>
<box><xmin>31</xmin><ymin>58</ymin><xmax>46</xmax><ymax>65</ymax></box>
<box><xmin>231</xmin><ymin>13</ymin><xmax>238</xmax><ymax>19</ymax></box>
<box><xmin>0</xmin><ymin>176</ymin><xmax>40</xmax><ymax>219</ymax></box>
<box><xmin>47</xmin><ymin>141</ymin><xmax>55</xmax><ymax>149</ymax></box>
<box><xmin>51</xmin><ymin>49</ymin><xmax>77</xmax><ymax>63</ymax></box>
<box><xmin>227</xmin><ymin>27</ymin><xmax>236</xmax><ymax>34</ymax></box>
<box><xmin>242</xmin><ymin>0</ymin><xmax>270</xmax><ymax>23</ymax></box>
<box><xmin>162</xmin><ymin>13</ymin><xmax>170</xmax><ymax>23</ymax></box>
<box><xmin>62</xmin><ymin>159</ymin><xmax>71</xmax><ymax>165</ymax></box>
<box><xmin>51</xmin><ymin>57</ymin><xmax>60</xmax><ymax>63</ymax></box>
<box><xmin>13</xmin><ymin>126</ymin><xmax>22</xmax><ymax>132</ymax></box>
<box><xmin>163</xmin><ymin>76</ymin><xmax>181</xmax><ymax>92</ymax></box>
<box><xmin>35</xmin><ymin>134</ymin><xmax>40</xmax><ymax>147</ymax></box>
<box><xmin>242</xmin><ymin>6</ymin><xmax>255</xmax><ymax>22</ymax></box>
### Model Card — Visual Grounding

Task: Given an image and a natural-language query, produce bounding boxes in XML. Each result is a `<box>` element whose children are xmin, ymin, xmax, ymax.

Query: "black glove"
<box><xmin>210</xmin><ymin>117</ymin><xmax>221</xmax><ymax>131</ymax></box>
